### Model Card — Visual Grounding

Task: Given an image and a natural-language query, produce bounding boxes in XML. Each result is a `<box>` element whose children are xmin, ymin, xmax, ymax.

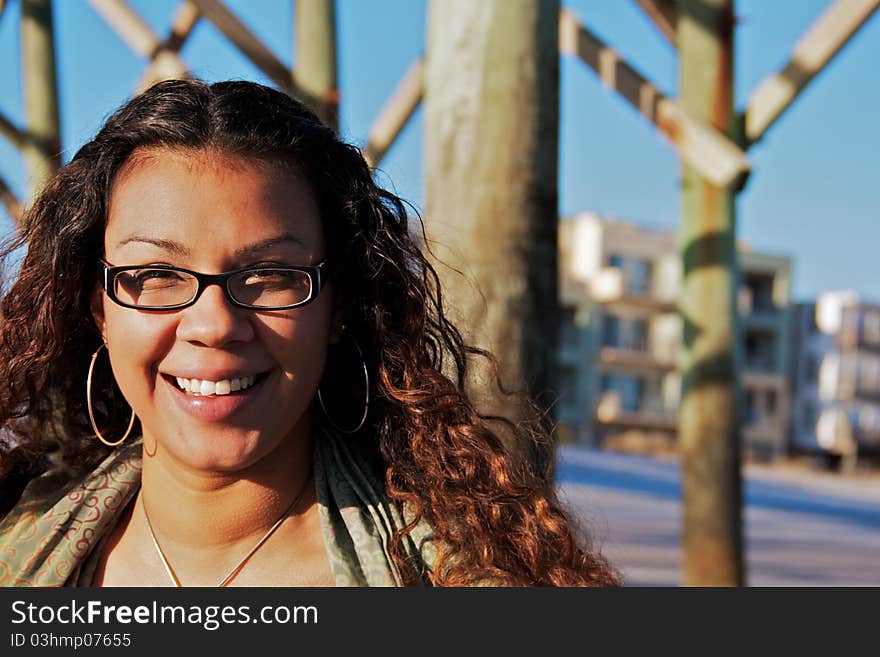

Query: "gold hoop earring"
<box><xmin>86</xmin><ymin>343</ymin><xmax>136</xmax><ymax>447</ymax></box>
<box><xmin>317</xmin><ymin>336</ymin><xmax>369</xmax><ymax>434</ymax></box>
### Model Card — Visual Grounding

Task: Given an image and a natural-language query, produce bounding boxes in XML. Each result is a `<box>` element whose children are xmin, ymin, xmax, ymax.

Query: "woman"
<box><xmin>0</xmin><ymin>79</ymin><xmax>620</xmax><ymax>587</ymax></box>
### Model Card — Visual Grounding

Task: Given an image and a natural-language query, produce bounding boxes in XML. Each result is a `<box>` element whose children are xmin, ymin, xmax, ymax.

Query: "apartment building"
<box><xmin>790</xmin><ymin>292</ymin><xmax>880</xmax><ymax>465</ymax></box>
<box><xmin>739</xmin><ymin>249</ymin><xmax>793</xmax><ymax>458</ymax></box>
<box><xmin>559</xmin><ymin>213</ymin><xmax>792</xmax><ymax>458</ymax></box>
<box><xmin>789</xmin><ymin>301</ymin><xmax>831</xmax><ymax>456</ymax></box>
<box><xmin>559</xmin><ymin>214</ymin><xmax>680</xmax><ymax>446</ymax></box>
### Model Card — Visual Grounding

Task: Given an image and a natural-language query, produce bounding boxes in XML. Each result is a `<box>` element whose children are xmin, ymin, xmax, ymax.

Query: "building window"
<box><xmin>864</xmin><ymin>310</ymin><xmax>880</xmax><ymax>347</ymax></box>
<box><xmin>599</xmin><ymin>373</ymin><xmax>645</xmax><ymax>413</ymax></box>
<box><xmin>605</xmin><ymin>254</ymin><xmax>653</xmax><ymax>295</ymax></box>
<box><xmin>601</xmin><ymin>314</ymin><xmax>619</xmax><ymax>348</ymax></box>
<box><xmin>802</xmin><ymin>400</ymin><xmax>817</xmax><ymax>431</ymax></box>
<box><xmin>807</xmin><ymin>305</ymin><xmax>819</xmax><ymax>335</ymax></box>
<box><xmin>602</xmin><ymin>314</ymin><xmax>648</xmax><ymax>351</ymax></box>
<box><xmin>742</xmin><ymin>272</ymin><xmax>775</xmax><ymax>312</ymax></box>
<box><xmin>806</xmin><ymin>353</ymin><xmax>820</xmax><ymax>383</ymax></box>
<box><xmin>858</xmin><ymin>355</ymin><xmax>880</xmax><ymax>395</ymax></box>
<box><xmin>744</xmin><ymin>390</ymin><xmax>757</xmax><ymax>424</ymax></box>
<box><xmin>745</xmin><ymin>330</ymin><xmax>776</xmax><ymax>372</ymax></box>
<box><xmin>607</xmin><ymin>254</ymin><xmax>624</xmax><ymax>269</ymax></box>
<box><xmin>560</xmin><ymin>306</ymin><xmax>580</xmax><ymax>350</ymax></box>
<box><xmin>628</xmin><ymin>259</ymin><xmax>653</xmax><ymax>295</ymax></box>
<box><xmin>766</xmin><ymin>389</ymin><xmax>777</xmax><ymax>416</ymax></box>
<box><xmin>560</xmin><ymin>366</ymin><xmax>579</xmax><ymax>408</ymax></box>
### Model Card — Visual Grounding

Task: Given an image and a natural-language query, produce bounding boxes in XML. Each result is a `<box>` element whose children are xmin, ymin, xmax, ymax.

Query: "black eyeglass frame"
<box><xmin>99</xmin><ymin>259</ymin><xmax>329</xmax><ymax>311</ymax></box>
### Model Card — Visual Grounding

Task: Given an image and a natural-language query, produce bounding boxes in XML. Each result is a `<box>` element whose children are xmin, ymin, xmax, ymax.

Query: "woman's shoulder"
<box><xmin>0</xmin><ymin>440</ymin><xmax>142</xmax><ymax>586</ymax></box>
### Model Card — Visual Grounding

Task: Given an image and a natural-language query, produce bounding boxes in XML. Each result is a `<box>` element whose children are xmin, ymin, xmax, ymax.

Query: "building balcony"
<box><xmin>737</xmin><ymin>287</ymin><xmax>782</xmax><ymax>318</ymax></box>
<box><xmin>589</xmin><ymin>267</ymin><xmax>677</xmax><ymax>313</ymax></box>
<box><xmin>597</xmin><ymin>346</ymin><xmax>677</xmax><ymax>372</ymax></box>
<box><xmin>835</xmin><ymin>330</ymin><xmax>880</xmax><ymax>354</ymax></box>
<box><xmin>854</xmin><ymin>386</ymin><xmax>880</xmax><ymax>403</ymax></box>
<box><xmin>741</xmin><ymin>311</ymin><xmax>785</xmax><ymax>335</ymax></box>
<box><xmin>595</xmin><ymin>393</ymin><xmax>678</xmax><ymax>432</ymax></box>
<box><xmin>853</xmin><ymin>426</ymin><xmax>880</xmax><ymax>448</ymax></box>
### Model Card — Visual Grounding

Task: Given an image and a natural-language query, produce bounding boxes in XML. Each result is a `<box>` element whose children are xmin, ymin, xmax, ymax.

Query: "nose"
<box><xmin>176</xmin><ymin>282</ymin><xmax>255</xmax><ymax>347</ymax></box>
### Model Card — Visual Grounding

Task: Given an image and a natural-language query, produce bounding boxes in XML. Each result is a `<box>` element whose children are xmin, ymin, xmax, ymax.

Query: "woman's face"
<box><xmin>93</xmin><ymin>149</ymin><xmax>339</xmax><ymax>472</ymax></box>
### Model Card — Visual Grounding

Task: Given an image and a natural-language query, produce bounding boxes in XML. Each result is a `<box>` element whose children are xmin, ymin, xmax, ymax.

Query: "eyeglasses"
<box><xmin>99</xmin><ymin>259</ymin><xmax>328</xmax><ymax>311</ymax></box>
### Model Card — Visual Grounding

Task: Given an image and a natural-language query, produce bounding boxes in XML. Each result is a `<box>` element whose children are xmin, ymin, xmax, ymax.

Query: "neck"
<box><xmin>137</xmin><ymin>415</ymin><xmax>315</xmax><ymax>558</ymax></box>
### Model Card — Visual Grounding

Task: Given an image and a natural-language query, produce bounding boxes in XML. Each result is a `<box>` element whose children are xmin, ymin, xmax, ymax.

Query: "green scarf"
<box><xmin>0</xmin><ymin>423</ymin><xmax>437</xmax><ymax>587</ymax></box>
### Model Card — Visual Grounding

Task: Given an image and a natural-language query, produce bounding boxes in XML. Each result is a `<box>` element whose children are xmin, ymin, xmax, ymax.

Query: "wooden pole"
<box><xmin>424</xmin><ymin>0</ymin><xmax>561</xmax><ymax>480</ymax></box>
<box><xmin>294</xmin><ymin>0</ymin><xmax>338</xmax><ymax>130</ymax></box>
<box><xmin>677</xmin><ymin>0</ymin><xmax>744</xmax><ymax>586</ymax></box>
<box><xmin>20</xmin><ymin>0</ymin><xmax>61</xmax><ymax>199</ymax></box>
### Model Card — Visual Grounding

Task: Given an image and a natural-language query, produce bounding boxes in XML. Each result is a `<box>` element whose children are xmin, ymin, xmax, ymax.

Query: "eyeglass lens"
<box><xmin>114</xmin><ymin>268</ymin><xmax>313</xmax><ymax>308</ymax></box>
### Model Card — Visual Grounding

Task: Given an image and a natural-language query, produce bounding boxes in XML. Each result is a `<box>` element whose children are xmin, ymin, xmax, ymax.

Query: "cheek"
<box><xmin>262</xmin><ymin>315</ymin><xmax>331</xmax><ymax>387</ymax></box>
<box><xmin>104</xmin><ymin>308</ymin><xmax>175</xmax><ymax>399</ymax></box>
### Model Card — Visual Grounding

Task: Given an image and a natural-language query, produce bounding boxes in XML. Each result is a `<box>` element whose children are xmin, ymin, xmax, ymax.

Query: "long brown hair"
<box><xmin>0</xmin><ymin>79</ymin><xmax>620</xmax><ymax>586</ymax></box>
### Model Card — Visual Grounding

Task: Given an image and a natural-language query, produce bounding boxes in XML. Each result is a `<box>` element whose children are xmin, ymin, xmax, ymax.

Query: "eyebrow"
<box><xmin>114</xmin><ymin>233</ymin><xmax>310</xmax><ymax>257</ymax></box>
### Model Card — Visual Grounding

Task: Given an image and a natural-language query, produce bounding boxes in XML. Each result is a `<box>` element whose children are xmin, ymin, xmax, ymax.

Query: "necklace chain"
<box><xmin>141</xmin><ymin>472</ymin><xmax>313</xmax><ymax>587</ymax></box>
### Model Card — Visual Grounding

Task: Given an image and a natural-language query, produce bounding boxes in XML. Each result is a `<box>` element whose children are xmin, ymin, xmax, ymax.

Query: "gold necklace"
<box><xmin>140</xmin><ymin>472</ymin><xmax>313</xmax><ymax>587</ymax></box>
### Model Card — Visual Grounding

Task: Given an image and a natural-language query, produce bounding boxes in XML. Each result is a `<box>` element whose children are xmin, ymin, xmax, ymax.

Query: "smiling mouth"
<box><xmin>162</xmin><ymin>372</ymin><xmax>271</xmax><ymax>396</ymax></box>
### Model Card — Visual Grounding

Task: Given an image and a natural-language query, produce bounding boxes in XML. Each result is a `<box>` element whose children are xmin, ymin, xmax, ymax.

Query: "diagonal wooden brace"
<box><xmin>634</xmin><ymin>0</ymin><xmax>677</xmax><ymax>45</ymax></box>
<box><xmin>364</xmin><ymin>57</ymin><xmax>424</xmax><ymax>168</ymax></box>
<box><xmin>190</xmin><ymin>0</ymin><xmax>293</xmax><ymax>94</ymax></box>
<box><xmin>560</xmin><ymin>8</ymin><xmax>750</xmax><ymax>190</ymax></box>
<box><xmin>137</xmin><ymin>0</ymin><xmax>201</xmax><ymax>92</ymax></box>
<box><xmin>89</xmin><ymin>0</ymin><xmax>188</xmax><ymax>80</ymax></box>
<box><xmin>0</xmin><ymin>173</ymin><xmax>22</xmax><ymax>225</ymax></box>
<box><xmin>745</xmin><ymin>0</ymin><xmax>880</xmax><ymax>145</ymax></box>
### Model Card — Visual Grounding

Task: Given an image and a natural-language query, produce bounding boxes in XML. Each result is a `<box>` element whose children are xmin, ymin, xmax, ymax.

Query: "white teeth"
<box><xmin>173</xmin><ymin>374</ymin><xmax>260</xmax><ymax>396</ymax></box>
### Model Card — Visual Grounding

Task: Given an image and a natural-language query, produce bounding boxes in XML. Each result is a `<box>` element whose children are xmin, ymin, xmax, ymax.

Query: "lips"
<box><xmin>161</xmin><ymin>370</ymin><xmax>272</xmax><ymax>422</ymax></box>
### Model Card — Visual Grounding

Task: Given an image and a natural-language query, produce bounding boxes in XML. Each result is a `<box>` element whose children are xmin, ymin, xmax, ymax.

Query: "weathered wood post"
<box><xmin>20</xmin><ymin>0</ymin><xmax>61</xmax><ymax>198</ymax></box>
<box><xmin>424</xmin><ymin>0</ymin><xmax>561</xmax><ymax>480</ymax></box>
<box><xmin>294</xmin><ymin>0</ymin><xmax>338</xmax><ymax>131</ymax></box>
<box><xmin>677</xmin><ymin>0</ymin><xmax>744</xmax><ymax>586</ymax></box>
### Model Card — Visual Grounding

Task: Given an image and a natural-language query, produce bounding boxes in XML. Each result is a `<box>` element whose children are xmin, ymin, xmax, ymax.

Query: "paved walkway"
<box><xmin>556</xmin><ymin>446</ymin><xmax>880</xmax><ymax>586</ymax></box>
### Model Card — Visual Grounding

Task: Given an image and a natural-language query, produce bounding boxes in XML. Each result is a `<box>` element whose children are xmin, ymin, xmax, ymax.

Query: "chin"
<box><xmin>163</xmin><ymin>428</ymin><xmax>279</xmax><ymax>473</ymax></box>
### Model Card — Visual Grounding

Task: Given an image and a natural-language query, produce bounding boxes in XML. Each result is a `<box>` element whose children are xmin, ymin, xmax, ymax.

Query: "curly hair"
<box><xmin>0</xmin><ymin>79</ymin><xmax>620</xmax><ymax>586</ymax></box>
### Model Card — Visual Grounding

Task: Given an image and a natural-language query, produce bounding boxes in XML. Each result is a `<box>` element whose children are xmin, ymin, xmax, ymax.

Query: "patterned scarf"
<box><xmin>0</xmin><ymin>423</ymin><xmax>437</xmax><ymax>587</ymax></box>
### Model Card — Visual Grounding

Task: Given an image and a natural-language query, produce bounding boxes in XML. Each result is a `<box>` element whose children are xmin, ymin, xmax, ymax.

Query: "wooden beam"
<box><xmin>89</xmin><ymin>0</ymin><xmax>188</xmax><ymax>78</ymax></box>
<box><xmin>745</xmin><ymin>0</ymin><xmax>880</xmax><ymax>144</ymax></box>
<box><xmin>0</xmin><ymin>111</ymin><xmax>58</xmax><ymax>161</ymax></box>
<box><xmin>634</xmin><ymin>0</ymin><xmax>677</xmax><ymax>45</ymax></box>
<box><xmin>0</xmin><ymin>175</ymin><xmax>22</xmax><ymax>225</ymax></box>
<box><xmin>0</xmin><ymin>111</ymin><xmax>27</xmax><ymax>150</ymax></box>
<box><xmin>559</xmin><ymin>8</ymin><xmax>749</xmax><ymax>189</ymax></box>
<box><xmin>363</xmin><ymin>57</ymin><xmax>424</xmax><ymax>168</ymax></box>
<box><xmin>0</xmin><ymin>0</ymin><xmax>8</xmax><ymax>24</ymax></box>
<box><xmin>190</xmin><ymin>0</ymin><xmax>293</xmax><ymax>93</ymax></box>
<box><xmin>136</xmin><ymin>0</ymin><xmax>200</xmax><ymax>92</ymax></box>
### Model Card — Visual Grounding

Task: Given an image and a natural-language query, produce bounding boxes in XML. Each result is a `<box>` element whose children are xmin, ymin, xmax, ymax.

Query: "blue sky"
<box><xmin>0</xmin><ymin>0</ymin><xmax>877</xmax><ymax>301</ymax></box>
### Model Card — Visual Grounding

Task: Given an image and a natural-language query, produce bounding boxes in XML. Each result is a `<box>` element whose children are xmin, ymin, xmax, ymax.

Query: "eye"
<box><xmin>242</xmin><ymin>269</ymin><xmax>295</xmax><ymax>284</ymax></box>
<box><xmin>121</xmin><ymin>269</ymin><xmax>188</xmax><ymax>289</ymax></box>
